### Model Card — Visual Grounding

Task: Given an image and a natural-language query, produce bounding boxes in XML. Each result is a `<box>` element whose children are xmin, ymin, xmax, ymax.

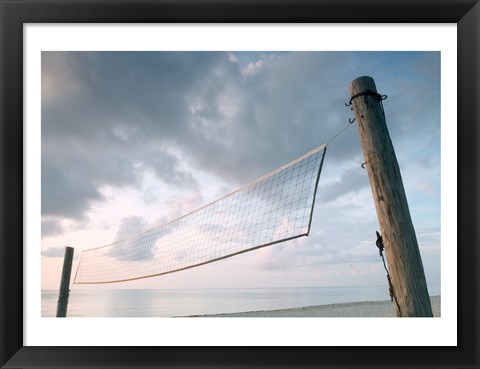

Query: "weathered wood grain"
<box><xmin>349</xmin><ymin>76</ymin><xmax>433</xmax><ymax>317</ymax></box>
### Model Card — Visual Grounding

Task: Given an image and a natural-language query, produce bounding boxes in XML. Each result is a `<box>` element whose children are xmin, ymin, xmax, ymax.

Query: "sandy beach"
<box><xmin>189</xmin><ymin>296</ymin><xmax>440</xmax><ymax>317</ymax></box>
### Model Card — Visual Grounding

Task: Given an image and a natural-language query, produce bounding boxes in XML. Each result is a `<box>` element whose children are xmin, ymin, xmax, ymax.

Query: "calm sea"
<box><xmin>42</xmin><ymin>285</ymin><xmax>441</xmax><ymax>317</ymax></box>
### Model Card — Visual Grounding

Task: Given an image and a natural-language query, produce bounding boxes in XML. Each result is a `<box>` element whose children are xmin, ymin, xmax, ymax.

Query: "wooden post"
<box><xmin>349</xmin><ymin>76</ymin><xmax>433</xmax><ymax>317</ymax></box>
<box><xmin>56</xmin><ymin>246</ymin><xmax>74</xmax><ymax>317</ymax></box>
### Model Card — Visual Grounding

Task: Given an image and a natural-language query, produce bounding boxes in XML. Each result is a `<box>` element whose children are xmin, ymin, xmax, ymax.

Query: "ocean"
<box><xmin>42</xmin><ymin>285</ymin><xmax>441</xmax><ymax>317</ymax></box>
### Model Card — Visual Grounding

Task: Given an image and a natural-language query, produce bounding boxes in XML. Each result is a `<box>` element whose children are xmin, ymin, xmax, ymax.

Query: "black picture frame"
<box><xmin>1</xmin><ymin>1</ymin><xmax>479</xmax><ymax>368</ymax></box>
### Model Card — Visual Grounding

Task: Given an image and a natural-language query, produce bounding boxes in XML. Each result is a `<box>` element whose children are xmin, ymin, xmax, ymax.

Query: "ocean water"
<box><xmin>42</xmin><ymin>285</ymin><xmax>440</xmax><ymax>317</ymax></box>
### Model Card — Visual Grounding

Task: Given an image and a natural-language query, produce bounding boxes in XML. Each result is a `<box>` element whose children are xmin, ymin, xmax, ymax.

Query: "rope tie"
<box><xmin>375</xmin><ymin>231</ymin><xmax>402</xmax><ymax>317</ymax></box>
<box><xmin>346</xmin><ymin>89</ymin><xmax>388</xmax><ymax>122</ymax></box>
<box><xmin>345</xmin><ymin>89</ymin><xmax>387</xmax><ymax>107</ymax></box>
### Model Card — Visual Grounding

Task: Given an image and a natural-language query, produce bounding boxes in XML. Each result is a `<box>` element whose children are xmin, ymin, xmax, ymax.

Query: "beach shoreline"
<box><xmin>187</xmin><ymin>295</ymin><xmax>441</xmax><ymax>317</ymax></box>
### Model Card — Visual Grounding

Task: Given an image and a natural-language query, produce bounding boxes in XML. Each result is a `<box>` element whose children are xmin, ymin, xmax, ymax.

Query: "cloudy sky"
<box><xmin>41</xmin><ymin>51</ymin><xmax>440</xmax><ymax>292</ymax></box>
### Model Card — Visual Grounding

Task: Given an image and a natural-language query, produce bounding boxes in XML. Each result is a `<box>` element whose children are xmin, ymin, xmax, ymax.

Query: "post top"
<box><xmin>349</xmin><ymin>76</ymin><xmax>378</xmax><ymax>95</ymax></box>
<box><xmin>351</xmin><ymin>75</ymin><xmax>374</xmax><ymax>82</ymax></box>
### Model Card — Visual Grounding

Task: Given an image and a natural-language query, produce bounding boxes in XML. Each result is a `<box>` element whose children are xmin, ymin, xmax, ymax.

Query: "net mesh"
<box><xmin>73</xmin><ymin>144</ymin><xmax>327</xmax><ymax>284</ymax></box>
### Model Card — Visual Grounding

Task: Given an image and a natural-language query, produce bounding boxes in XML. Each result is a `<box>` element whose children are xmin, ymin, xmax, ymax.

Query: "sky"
<box><xmin>41</xmin><ymin>51</ymin><xmax>440</xmax><ymax>292</ymax></box>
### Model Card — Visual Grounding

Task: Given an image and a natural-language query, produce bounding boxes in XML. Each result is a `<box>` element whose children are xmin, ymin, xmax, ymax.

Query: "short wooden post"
<box><xmin>349</xmin><ymin>76</ymin><xmax>433</xmax><ymax>317</ymax></box>
<box><xmin>56</xmin><ymin>246</ymin><xmax>74</xmax><ymax>317</ymax></box>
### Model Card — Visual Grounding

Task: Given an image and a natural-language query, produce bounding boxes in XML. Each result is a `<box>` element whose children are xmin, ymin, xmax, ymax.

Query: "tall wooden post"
<box><xmin>349</xmin><ymin>76</ymin><xmax>433</xmax><ymax>317</ymax></box>
<box><xmin>56</xmin><ymin>246</ymin><xmax>74</xmax><ymax>317</ymax></box>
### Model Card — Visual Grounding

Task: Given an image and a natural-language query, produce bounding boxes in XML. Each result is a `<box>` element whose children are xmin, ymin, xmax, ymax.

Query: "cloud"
<box><xmin>113</xmin><ymin>215</ymin><xmax>149</xmax><ymax>242</ymax></box>
<box><xmin>41</xmin><ymin>52</ymin><xmax>218</xmax><ymax>222</ymax></box>
<box><xmin>41</xmin><ymin>218</ymin><xmax>64</xmax><ymax>238</ymax></box>
<box><xmin>42</xmin><ymin>52</ymin><xmax>86</xmax><ymax>105</ymax></box>
<box><xmin>42</xmin><ymin>246</ymin><xmax>68</xmax><ymax>258</ymax></box>
<box><xmin>41</xmin><ymin>51</ymin><xmax>440</xmax><ymax>237</ymax></box>
<box><xmin>416</xmin><ymin>226</ymin><xmax>441</xmax><ymax>251</ymax></box>
<box><xmin>162</xmin><ymin>192</ymin><xmax>204</xmax><ymax>222</ymax></box>
<box><xmin>241</xmin><ymin>59</ymin><xmax>265</xmax><ymax>75</ymax></box>
<box><xmin>107</xmin><ymin>215</ymin><xmax>157</xmax><ymax>261</ymax></box>
<box><xmin>417</xmin><ymin>182</ymin><xmax>435</xmax><ymax>197</ymax></box>
<box><xmin>41</xmin><ymin>159</ymin><xmax>105</xmax><ymax>220</ymax></box>
<box><xmin>147</xmin><ymin>152</ymin><xmax>199</xmax><ymax>188</ymax></box>
<box><xmin>317</xmin><ymin>167</ymin><xmax>370</xmax><ymax>204</ymax></box>
<box><xmin>246</xmin><ymin>234</ymin><xmax>385</xmax><ymax>287</ymax></box>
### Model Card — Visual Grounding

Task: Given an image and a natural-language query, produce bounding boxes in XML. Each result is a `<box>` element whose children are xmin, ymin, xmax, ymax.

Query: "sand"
<box><xmin>189</xmin><ymin>296</ymin><xmax>441</xmax><ymax>317</ymax></box>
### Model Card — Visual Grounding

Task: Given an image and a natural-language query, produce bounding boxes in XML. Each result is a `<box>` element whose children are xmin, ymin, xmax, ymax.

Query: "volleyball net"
<box><xmin>73</xmin><ymin>144</ymin><xmax>327</xmax><ymax>284</ymax></box>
